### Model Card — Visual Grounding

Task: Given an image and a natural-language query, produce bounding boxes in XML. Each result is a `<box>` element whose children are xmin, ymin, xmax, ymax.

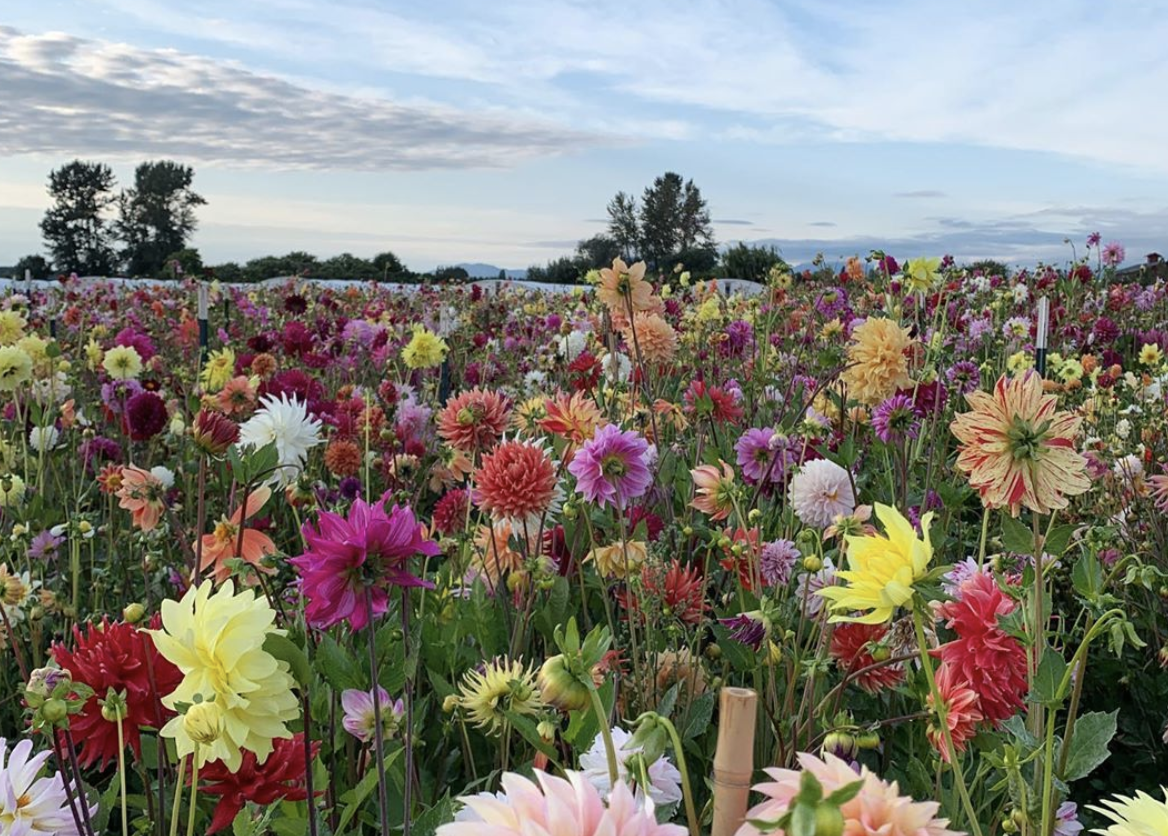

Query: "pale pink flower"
<box><xmin>788</xmin><ymin>459</ymin><xmax>856</xmax><ymax>529</ymax></box>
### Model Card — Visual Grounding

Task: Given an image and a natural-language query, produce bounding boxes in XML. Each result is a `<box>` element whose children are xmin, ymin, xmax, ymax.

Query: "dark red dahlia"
<box><xmin>124</xmin><ymin>391</ymin><xmax>169</xmax><ymax>441</ymax></box>
<box><xmin>829</xmin><ymin>622</ymin><xmax>904</xmax><ymax>694</ymax></box>
<box><xmin>431</xmin><ymin>488</ymin><xmax>471</xmax><ymax>535</ymax></box>
<box><xmin>51</xmin><ymin>617</ymin><xmax>183</xmax><ymax>769</ymax></box>
<box><xmin>199</xmin><ymin>734</ymin><xmax>320</xmax><ymax>833</ymax></box>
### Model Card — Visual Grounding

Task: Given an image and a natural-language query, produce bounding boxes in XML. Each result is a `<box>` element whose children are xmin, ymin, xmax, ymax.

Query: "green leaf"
<box><xmin>412</xmin><ymin>796</ymin><xmax>457</xmax><ymax>836</ymax></box>
<box><xmin>264</xmin><ymin>633</ymin><xmax>311</xmax><ymax>689</ymax></box>
<box><xmin>336</xmin><ymin>747</ymin><xmax>402</xmax><ymax>833</ymax></box>
<box><xmin>1061</xmin><ymin>710</ymin><xmax>1117</xmax><ymax>782</ymax></box>
<box><xmin>1029</xmin><ymin>651</ymin><xmax>1068</xmax><ymax>707</ymax></box>
<box><xmin>1043</xmin><ymin>524</ymin><xmax>1076</xmax><ymax>557</ymax></box>
<box><xmin>1001</xmin><ymin>516</ymin><xmax>1034</xmax><ymax>554</ymax></box>
<box><xmin>684</xmin><ymin>691</ymin><xmax>716</xmax><ymax>739</ymax></box>
<box><xmin>1071</xmin><ymin>553</ymin><xmax>1104</xmax><ymax>601</ymax></box>
<box><xmin>655</xmin><ymin>682</ymin><xmax>681</xmax><ymax>719</ymax></box>
<box><xmin>314</xmin><ymin>634</ymin><xmax>363</xmax><ymax>692</ymax></box>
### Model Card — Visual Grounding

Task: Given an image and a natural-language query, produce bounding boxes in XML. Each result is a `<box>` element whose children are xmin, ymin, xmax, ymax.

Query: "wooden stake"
<box><xmin>712</xmin><ymin>687</ymin><xmax>758</xmax><ymax>836</ymax></box>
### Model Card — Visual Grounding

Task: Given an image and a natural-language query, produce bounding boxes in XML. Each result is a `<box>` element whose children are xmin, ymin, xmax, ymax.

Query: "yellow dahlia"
<box><xmin>102</xmin><ymin>345</ymin><xmax>143</xmax><ymax>381</ymax></box>
<box><xmin>200</xmin><ymin>347</ymin><xmax>236</xmax><ymax>392</ymax></box>
<box><xmin>457</xmin><ymin>657</ymin><xmax>544</xmax><ymax>734</ymax></box>
<box><xmin>1090</xmin><ymin>787</ymin><xmax>1168</xmax><ymax>836</ymax></box>
<box><xmin>817</xmin><ymin>503</ymin><xmax>933</xmax><ymax>624</ymax></box>
<box><xmin>149</xmin><ymin>580</ymin><xmax>299</xmax><ymax>771</ymax></box>
<box><xmin>0</xmin><ymin>310</ymin><xmax>26</xmax><ymax>345</ymax></box>
<box><xmin>841</xmin><ymin>317</ymin><xmax>914</xmax><ymax>405</ymax></box>
<box><xmin>951</xmin><ymin>372</ymin><xmax>1090</xmax><ymax>516</ymax></box>
<box><xmin>587</xmin><ymin>539</ymin><xmax>648</xmax><ymax>579</ymax></box>
<box><xmin>402</xmin><ymin>325</ymin><xmax>448</xmax><ymax>369</ymax></box>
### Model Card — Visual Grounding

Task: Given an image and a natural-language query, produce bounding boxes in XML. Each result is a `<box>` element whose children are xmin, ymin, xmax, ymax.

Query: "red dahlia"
<box><xmin>829</xmin><ymin>622</ymin><xmax>904</xmax><ymax>694</ymax></box>
<box><xmin>474</xmin><ymin>440</ymin><xmax>558</xmax><ymax>525</ymax></box>
<box><xmin>51</xmin><ymin>617</ymin><xmax>183</xmax><ymax>769</ymax></box>
<box><xmin>199</xmin><ymin>734</ymin><xmax>321</xmax><ymax>833</ymax></box>
<box><xmin>436</xmin><ymin>388</ymin><xmax>512</xmax><ymax>453</ymax></box>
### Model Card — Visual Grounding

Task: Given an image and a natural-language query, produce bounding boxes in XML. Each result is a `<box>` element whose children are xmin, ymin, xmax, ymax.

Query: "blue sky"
<box><xmin>2</xmin><ymin>1</ymin><xmax>1168</xmax><ymax>271</ymax></box>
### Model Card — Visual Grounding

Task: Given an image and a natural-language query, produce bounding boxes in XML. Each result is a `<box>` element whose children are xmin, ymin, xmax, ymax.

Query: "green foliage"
<box><xmin>720</xmin><ymin>242</ymin><xmax>786</xmax><ymax>282</ymax></box>
<box><xmin>116</xmin><ymin>160</ymin><xmax>206</xmax><ymax>276</ymax></box>
<box><xmin>40</xmin><ymin>159</ymin><xmax>119</xmax><ymax>275</ymax></box>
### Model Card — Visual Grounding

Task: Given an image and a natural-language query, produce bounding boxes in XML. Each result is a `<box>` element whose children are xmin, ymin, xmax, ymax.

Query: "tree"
<box><xmin>319</xmin><ymin>253</ymin><xmax>377</xmax><ymax>280</ymax></box>
<box><xmin>636</xmin><ymin>172</ymin><xmax>716</xmax><ymax>270</ymax></box>
<box><xmin>208</xmin><ymin>262</ymin><xmax>243</xmax><ymax>282</ymax></box>
<box><xmin>162</xmin><ymin>247</ymin><xmax>203</xmax><ymax>279</ymax></box>
<box><xmin>372</xmin><ymin>251</ymin><xmax>406</xmax><ymax>279</ymax></box>
<box><xmin>679</xmin><ymin>179</ymin><xmax>715</xmax><ymax>253</ymax></box>
<box><xmin>14</xmin><ymin>255</ymin><xmax>52</xmax><ymax>280</ymax></box>
<box><xmin>117</xmin><ymin>161</ymin><xmax>206</xmax><ymax>276</ymax></box>
<box><xmin>40</xmin><ymin>160</ymin><xmax>119</xmax><ymax>276</ymax></box>
<box><xmin>575</xmin><ymin>235</ymin><xmax>621</xmax><ymax>269</ymax></box>
<box><xmin>433</xmin><ymin>266</ymin><xmax>470</xmax><ymax>283</ymax></box>
<box><xmin>720</xmin><ymin>243</ymin><xmax>787</xmax><ymax>283</ymax></box>
<box><xmin>606</xmin><ymin>192</ymin><xmax>640</xmax><ymax>261</ymax></box>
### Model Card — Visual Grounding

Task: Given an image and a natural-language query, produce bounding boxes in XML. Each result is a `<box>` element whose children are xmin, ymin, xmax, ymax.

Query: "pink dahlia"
<box><xmin>440</xmin><ymin>770</ymin><xmax>685</xmax><ymax>836</ymax></box>
<box><xmin>736</xmin><ymin>751</ymin><xmax>961</xmax><ymax>836</ymax></box>
<box><xmin>290</xmin><ymin>494</ymin><xmax>441</xmax><ymax>630</ymax></box>
<box><xmin>567</xmin><ymin>423</ymin><xmax>652</xmax><ymax>510</ymax></box>
<box><xmin>788</xmin><ymin>459</ymin><xmax>855</xmax><ymax>529</ymax></box>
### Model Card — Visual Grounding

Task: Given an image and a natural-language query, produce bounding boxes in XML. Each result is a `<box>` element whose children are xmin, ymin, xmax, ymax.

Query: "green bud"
<box><xmin>537</xmin><ymin>655</ymin><xmax>590</xmax><ymax>711</ymax></box>
<box><xmin>42</xmin><ymin>698</ymin><xmax>68</xmax><ymax>725</ymax></box>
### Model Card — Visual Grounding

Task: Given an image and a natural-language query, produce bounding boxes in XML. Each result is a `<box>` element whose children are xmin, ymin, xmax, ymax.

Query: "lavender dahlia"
<box><xmin>566</xmin><ymin>423</ymin><xmax>652</xmax><ymax>510</ymax></box>
<box><xmin>870</xmin><ymin>393</ymin><xmax>921</xmax><ymax>444</ymax></box>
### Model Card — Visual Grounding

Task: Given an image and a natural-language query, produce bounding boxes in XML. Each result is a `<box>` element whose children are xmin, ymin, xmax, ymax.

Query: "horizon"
<box><xmin>3</xmin><ymin>2</ymin><xmax>1168</xmax><ymax>272</ymax></box>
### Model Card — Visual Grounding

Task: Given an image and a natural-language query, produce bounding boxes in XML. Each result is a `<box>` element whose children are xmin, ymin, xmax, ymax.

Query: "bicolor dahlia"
<box><xmin>1090</xmin><ymin>787</ymin><xmax>1168</xmax><ymax>836</ymax></box>
<box><xmin>830</xmin><ymin>622</ymin><xmax>904</xmax><ymax>694</ymax></box>
<box><xmin>341</xmin><ymin>686</ymin><xmax>404</xmax><ymax>743</ymax></box>
<box><xmin>196</xmin><ymin>485</ymin><xmax>278</xmax><ymax>584</ymax></box>
<box><xmin>818</xmin><ymin>503</ymin><xmax>933</xmax><ymax>624</ymax></box>
<box><xmin>0</xmin><ymin>737</ymin><xmax>92</xmax><ymax>836</ymax></box>
<box><xmin>116</xmin><ymin>465</ymin><xmax>167</xmax><ymax>532</ymax></box>
<box><xmin>951</xmin><ymin>372</ymin><xmax>1089</xmax><ymax>516</ymax></box>
<box><xmin>735</xmin><ymin>751</ymin><xmax>961</xmax><ymax>836</ymax></box>
<box><xmin>841</xmin><ymin>317</ymin><xmax>915</xmax><ymax>405</ymax></box>
<box><xmin>788</xmin><ymin>459</ymin><xmax>855</xmax><ymax>529</ymax></box>
<box><xmin>871</xmin><ymin>393</ymin><xmax>920</xmax><ymax>444</ymax></box>
<box><xmin>539</xmin><ymin>391</ymin><xmax>604</xmax><ymax>454</ymax></box>
<box><xmin>475</xmin><ymin>439</ymin><xmax>560</xmax><ymax>529</ymax></box>
<box><xmin>442</xmin><ymin>770</ymin><xmax>686</xmax><ymax>836</ymax></box>
<box><xmin>291</xmin><ymin>496</ymin><xmax>441</xmax><ymax>630</ymax></box>
<box><xmin>470</xmin><ymin>521</ymin><xmax>529</xmax><ymax>590</ymax></box>
<box><xmin>437</xmin><ymin>388</ymin><xmax>512</xmax><ymax>453</ymax></box>
<box><xmin>934</xmin><ymin>571</ymin><xmax>1027</xmax><ymax>725</ymax></box>
<box><xmin>199</xmin><ymin>734</ymin><xmax>319</xmax><ymax>834</ymax></box>
<box><xmin>237</xmin><ymin>393</ymin><xmax>323</xmax><ymax>486</ymax></box>
<box><xmin>51</xmin><ymin>617</ymin><xmax>183</xmax><ymax>769</ymax></box>
<box><xmin>149</xmin><ymin>580</ymin><xmax>300</xmax><ymax>771</ymax></box>
<box><xmin>690</xmin><ymin>460</ymin><xmax>736</xmax><ymax>521</ymax></box>
<box><xmin>567</xmin><ymin>423</ymin><xmax>652</xmax><ymax>510</ymax></box>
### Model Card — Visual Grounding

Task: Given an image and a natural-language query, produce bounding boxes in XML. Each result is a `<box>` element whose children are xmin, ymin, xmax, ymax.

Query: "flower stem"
<box><xmin>168</xmin><ymin>756</ymin><xmax>186</xmax><ymax>836</ymax></box>
<box><xmin>658</xmin><ymin>716</ymin><xmax>700</xmax><ymax>836</ymax></box>
<box><xmin>588</xmin><ymin>685</ymin><xmax>620</xmax><ymax>788</ymax></box>
<box><xmin>116</xmin><ymin>712</ymin><xmax>129</xmax><ymax>836</ymax></box>
<box><xmin>185</xmin><ymin>749</ymin><xmax>199</xmax><ymax>836</ymax></box>
<box><xmin>401</xmin><ymin>586</ymin><xmax>414</xmax><ymax>836</ymax></box>
<box><xmin>912</xmin><ymin>606</ymin><xmax>984</xmax><ymax>836</ymax></box>
<box><xmin>364</xmin><ymin>588</ymin><xmax>392</xmax><ymax>836</ymax></box>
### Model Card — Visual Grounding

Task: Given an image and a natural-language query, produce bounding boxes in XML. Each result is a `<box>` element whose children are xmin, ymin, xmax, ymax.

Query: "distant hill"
<box><xmin>453</xmin><ymin>263</ymin><xmax>527</xmax><ymax>279</ymax></box>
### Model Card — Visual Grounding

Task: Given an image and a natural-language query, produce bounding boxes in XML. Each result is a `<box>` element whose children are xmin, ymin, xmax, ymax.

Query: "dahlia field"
<box><xmin>1</xmin><ymin>247</ymin><xmax>1167</xmax><ymax>836</ymax></box>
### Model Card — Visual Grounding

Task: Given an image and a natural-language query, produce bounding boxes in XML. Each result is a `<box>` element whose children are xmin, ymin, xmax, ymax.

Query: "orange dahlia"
<box><xmin>324</xmin><ymin>438</ymin><xmax>363</xmax><ymax>477</ymax></box>
<box><xmin>623</xmin><ymin>313</ymin><xmax>677</xmax><ymax>364</ymax></box>
<box><xmin>597</xmin><ymin>258</ymin><xmax>655</xmax><ymax>314</ymax></box>
<box><xmin>437</xmin><ymin>388</ymin><xmax>512</xmax><ymax>453</ymax></box>
<box><xmin>951</xmin><ymin>372</ymin><xmax>1090</xmax><ymax>516</ymax></box>
<box><xmin>474</xmin><ymin>440</ymin><xmax>559</xmax><ymax>527</ymax></box>
<box><xmin>841</xmin><ymin>317</ymin><xmax>915</xmax><ymax>405</ymax></box>
<box><xmin>471</xmin><ymin>521</ymin><xmax>529</xmax><ymax>588</ymax></box>
<box><xmin>539</xmin><ymin>391</ymin><xmax>605</xmax><ymax>457</ymax></box>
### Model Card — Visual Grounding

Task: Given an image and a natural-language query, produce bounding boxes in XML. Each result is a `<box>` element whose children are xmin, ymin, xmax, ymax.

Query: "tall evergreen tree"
<box><xmin>39</xmin><ymin>160</ymin><xmax>119</xmax><ymax>276</ymax></box>
<box><xmin>117</xmin><ymin>161</ymin><xmax>206</xmax><ymax>276</ymax></box>
<box><xmin>605</xmin><ymin>191</ymin><xmax>641</xmax><ymax>261</ymax></box>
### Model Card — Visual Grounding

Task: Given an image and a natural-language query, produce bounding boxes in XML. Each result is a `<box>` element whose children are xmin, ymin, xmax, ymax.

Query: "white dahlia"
<box><xmin>237</xmin><ymin>393</ymin><xmax>323</xmax><ymax>485</ymax></box>
<box><xmin>788</xmin><ymin>458</ymin><xmax>856</xmax><ymax>529</ymax></box>
<box><xmin>0</xmin><ymin>737</ymin><xmax>91</xmax><ymax>836</ymax></box>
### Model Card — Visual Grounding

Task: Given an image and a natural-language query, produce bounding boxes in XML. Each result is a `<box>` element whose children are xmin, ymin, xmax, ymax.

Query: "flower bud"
<box><xmin>814</xmin><ymin>804</ymin><xmax>845</xmax><ymax>836</ymax></box>
<box><xmin>443</xmin><ymin>694</ymin><xmax>459</xmax><ymax>713</ymax></box>
<box><xmin>122</xmin><ymin>602</ymin><xmax>147</xmax><ymax>624</ymax></box>
<box><xmin>192</xmin><ymin>409</ymin><xmax>240</xmax><ymax>456</ymax></box>
<box><xmin>42</xmin><ymin>698</ymin><xmax>69</xmax><ymax>725</ymax></box>
<box><xmin>802</xmin><ymin>555</ymin><xmax>823</xmax><ymax>572</ymax></box>
<box><xmin>537</xmin><ymin>655</ymin><xmax>590</xmax><ymax>711</ymax></box>
<box><xmin>183</xmin><ymin>701</ymin><xmax>224</xmax><ymax>745</ymax></box>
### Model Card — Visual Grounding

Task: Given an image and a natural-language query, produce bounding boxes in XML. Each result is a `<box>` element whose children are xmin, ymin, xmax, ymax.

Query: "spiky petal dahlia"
<box><xmin>456</xmin><ymin>658</ymin><xmax>543</xmax><ymax>734</ymax></box>
<box><xmin>951</xmin><ymin>372</ymin><xmax>1089</xmax><ymax>516</ymax></box>
<box><xmin>841</xmin><ymin>317</ymin><xmax>915</xmax><ymax>406</ymax></box>
<box><xmin>933</xmin><ymin>571</ymin><xmax>1027</xmax><ymax>725</ymax></box>
<box><xmin>926</xmin><ymin>663</ymin><xmax>983</xmax><ymax>763</ymax></box>
<box><xmin>437</xmin><ymin>388</ymin><xmax>512</xmax><ymax>453</ymax></box>
<box><xmin>51</xmin><ymin>617</ymin><xmax>183</xmax><ymax>769</ymax></box>
<box><xmin>1090</xmin><ymin>787</ymin><xmax>1168</xmax><ymax>836</ymax></box>
<box><xmin>199</xmin><ymin>734</ymin><xmax>319</xmax><ymax>834</ymax></box>
<box><xmin>829</xmin><ymin>622</ymin><xmax>904</xmax><ymax>694</ymax></box>
<box><xmin>441</xmin><ymin>770</ymin><xmax>686</xmax><ymax>836</ymax></box>
<box><xmin>474</xmin><ymin>440</ymin><xmax>559</xmax><ymax>528</ymax></box>
<box><xmin>735</xmin><ymin>751</ymin><xmax>961</xmax><ymax>836</ymax></box>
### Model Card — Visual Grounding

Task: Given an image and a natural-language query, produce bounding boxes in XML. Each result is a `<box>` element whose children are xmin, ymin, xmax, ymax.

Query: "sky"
<box><xmin>2</xmin><ymin>1</ymin><xmax>1168</xmax><ymax>272</ymax></box>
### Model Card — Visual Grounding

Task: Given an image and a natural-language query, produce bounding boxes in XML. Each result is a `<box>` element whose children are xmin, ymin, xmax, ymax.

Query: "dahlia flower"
<box><xmin>456</xmin><ymin>657</ymin><xmax>544</xmax><ymax>734</ymax></box>
<box><xmin>1090</xmin><ymin>787</ymin><xmax>1168</xmax><ymax>836</ymax></box>
<box><xmin>788</xmin><ymin>459</ymin><xmax>856</xmax><ymax>529</ymax></box>
<box><xmin>588</xmin><ymin>539</ymin><xmax>648</xmax><ymax>580</ymax></box>
<box><xmin>567</xmin><ymin>423</ymin><xmax>652</xmax><ymax>510</ymax></box>
<box><xmin>623</xmin><ymin>312</ymin><xmax>677</xmax><ymax>364</ymax></box>
<box><xmin>51</xmin><ymin>617</ymin><xmax>183</xmax><ymax>769</ymax></box>
<box><xmin>539</xmin><ymin>391</ymin><xmax>605</xmax><ymax>455</ymax></box>
<box><xmin>0</xmin><ymin>737</ymin><xmax>92</xmax><ymax>836</ymax></box>
<box><xmin>760</xmin><ymin>539</ymin><xmax>800</xmax><ymax>587</ymax></box>
<box><xmin>934</xmin><ymin>572</ymin><xmax>1028</xmax><ymax>725</ymax></box>
<box><xmin>441</xmin><ymin>770</ymin><xmax>685</xmax><ymax>836</ymax></box>
<box><xmin>291</xmin><ymin>496</ymin><xmax>440</xmax><ymax>630</ymax></box>
<box><xmin>951</xmin><ymin>372</ymin><xmax>1089</xmax><ymax>516</ymax></box>
<box><xmin>735</xmin><ymin>427</ymin><xmax>787</xmax><ymax>486</ymax></box>
<box><xmin>475</xmin><ymin>439</ymin><xmax>560</xmax><ymax>529</ymax></box>
<box><xmin>818</xmin><ymin>503</ymin><xmax>933</xmax><ymax>624</ymax></box>
<box><xmin>437</xmin><ymin>387</ymin><xmax>512</xmax><ymax>452</ymax></box>
<box><xmin>871</xmin><ymin>393</ymin><xmax>920</xmax><ymax>444</ymax></box>
<box><xmin>102</xmin><ymin>344</ymin><xmax>143</xmax><ymax>381</ymax></box>
<box><xmin>401</xmin><ymin>325</ymin><xmax>448</xmax><ymax>369</ymax></box>
<box><xmin>341</xmin><ymin>686</ymin><xmax>404</xmax><ymax>743</ymax></box>
<box><xmin>926</xmin><ymin>663</ymin><xmax>983</xmax><ymax>763</ymax></box>
<box><xmin>580</xmin><ymin>725</ymin><xmax>683</xmax><ymax>807</ymax></box>
<box><xmin>199</xmin><ymin>733</ymin><xmax>319</xmax><ymax>834</ymax></box>
<box><xmin>690</xmin><ymin>460</ymin><xmax>737</xmax><ymax>521</ymax></box>
<box><xmin>735</xmin><ymin>751</ymin><xmax>961</xmax><ymax>836</ymax></box>
<box><xmin>196</xmin><ymin>484</ymin><xmax>278</xmax><ymax>584</ymax></box>
<box><xmin>597</xmin><ymin>258</ymin><xmax>656</xmax><ymax>315</ymax></box>
<box><xmin>149</xmin><ymin>580</ymin><xmax>300</xmax><ymax>771</ymax></box>
<box><xmin>841</xmin><ymin>317</ymin><xmax>915</xmax><ymax>406</ymax></box>
<box><xmin>829</xmin><ymin>622</ymin><xmax>904</xmax><ymax>694</ymax></box>
<box><xmin>116</xmin><ymin>465</ymin><xmax>167</xmax><ymax>532</ymax></box>
<box><xmin>0</xmin><ymin>346</ymin><xmax>33</xmax><ymax>391</ymax></box>
<box><xmin>237</xmin><ymin>393</ymin><xmax>323</xmax><ymax>486</ymax></box>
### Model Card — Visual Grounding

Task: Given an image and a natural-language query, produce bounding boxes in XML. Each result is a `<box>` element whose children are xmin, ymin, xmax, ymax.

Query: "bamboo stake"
<box><xmin>712</xmin><ymin>687</ymin><xmax>758</xmax><ymax>836</ymax></box>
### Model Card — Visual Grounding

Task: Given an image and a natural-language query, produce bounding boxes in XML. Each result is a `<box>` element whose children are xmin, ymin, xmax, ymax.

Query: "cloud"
<box><xmin>0</xmin><ymin>26</ymin><xmax>605</xmax><ymax>171</ymax></box>
<box><xmin>714</xmin><ymin>219</ymin><xmax>754</xmax><ymax>225</ymax></box>
<box><xmin>808</xmin><ymin>221</ymin><xmax>837</xmax><ymax>228</ymax></box>
<box><xmin>895</xmin><ymin>190</ymin><xmax>947</xmax><ymax>199</ymax></box>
